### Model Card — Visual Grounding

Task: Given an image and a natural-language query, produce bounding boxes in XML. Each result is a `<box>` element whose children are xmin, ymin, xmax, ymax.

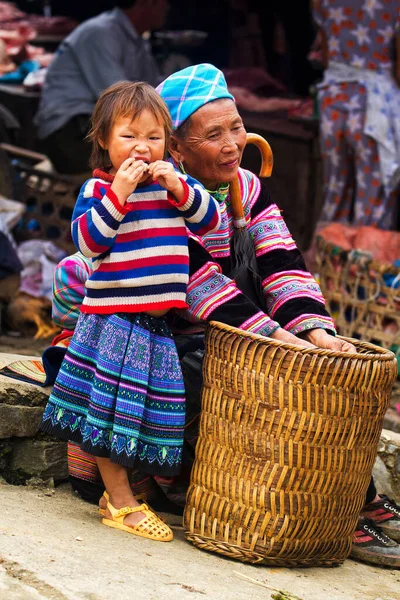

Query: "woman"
<box><xmin>157</xmin><ymin>63</ymin><xmax>352</xmax><ymax>353</ymax></box>
<box><xmin>154</xmin><ymin>62</ymin><xmax>354</xmax><ymax>489</ymax></box>
<box><xmin>313</xmin><ymin>0</ymin><xmax>400</xmax><ymax>229</ymax></box>
<box><xmin>155</xmin><ymin>63</ymin><xmax>400</xmax><ymax>567</ymax></box>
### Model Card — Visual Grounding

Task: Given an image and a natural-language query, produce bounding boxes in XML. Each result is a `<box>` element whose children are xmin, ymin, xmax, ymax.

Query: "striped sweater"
<box><xmin>71</xmin><ymin>169</ymin><xmax>220</xmax><ymax>313</ymax></box>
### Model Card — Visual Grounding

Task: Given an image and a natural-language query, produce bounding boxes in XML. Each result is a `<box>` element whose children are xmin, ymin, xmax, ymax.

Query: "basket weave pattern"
<box><xmin>11</xmin><ymin>165</ymin><xmax>79</xmax><ymax>254</ymax></box>
<box><xmin>184</xmin><ymin>321</ymin><xmax>397</xmax><ymax>566</ymax></box>
<box><xmin>316</xmin><ymin>236</ymin><xmax>400</xmax><ymax>350</ymax></box>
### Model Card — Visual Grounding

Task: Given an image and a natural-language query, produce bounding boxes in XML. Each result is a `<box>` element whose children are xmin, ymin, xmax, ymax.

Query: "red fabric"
<box><xmin>51</xmin><ymin>330</ymin><xmax>73</xmax><ymax>347</ymax></box>
<box><xmin>80</xmin><ymin>300</ymin><xmax>189</xmax><ymax>314</ymax></box>
<box><xmin>319</xmin><ymin>223</ymin><xmax>400</xmax><ymax>264</ymax></box>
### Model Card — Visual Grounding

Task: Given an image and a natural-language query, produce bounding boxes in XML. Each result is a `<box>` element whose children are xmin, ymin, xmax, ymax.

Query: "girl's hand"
<box><xmin>148</xmin><ymin>160</ymin><xmax>184</xmax><ymax>202</ymax></box>
<box><xmin>110</xmin><ymin>158</ymin><xmax>148</xmax><ymax>205</ymax></box>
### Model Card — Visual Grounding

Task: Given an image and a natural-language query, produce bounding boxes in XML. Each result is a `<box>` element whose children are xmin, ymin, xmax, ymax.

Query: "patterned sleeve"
<box><xmin>71</xmin><ymin>178</ymin><xmax>129</xmax><ymax>258</ymax></box>
<box><xmin>248</xmin><ymin>181</ymin><xmax>336</xmax><ymax>336</ymax></box>
<box><xmin>180</xmin><ymin>237</ymin><xmax>280</xmax><ymax>338</ymax></box>
<box><xmin>52</xmin><ymin>253</ymin><xmax>93</xmax><ymax>330</ymax></box>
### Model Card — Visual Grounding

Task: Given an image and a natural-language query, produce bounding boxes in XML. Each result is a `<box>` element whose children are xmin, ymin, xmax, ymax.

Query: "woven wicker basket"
<box><xmin>184</xmin><ymin>321</ymin><xmax>397</xmax><ymax>567</ymax></box>
<box><xmin>0</xmin><ymin>145</ymin><xmax>81</xmax><ymax>254</ymax></box>
<box><xmin>316</xmin><ymin>236</ymin><xmax>400</xmax><ymax>354</ymax></box>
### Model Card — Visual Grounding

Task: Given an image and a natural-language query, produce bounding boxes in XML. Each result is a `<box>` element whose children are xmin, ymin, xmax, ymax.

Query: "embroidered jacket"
<box><xmin>175</xmin><ymin>167</ymin><xmax>335</xmax><ymax>337</ymax></box>
<box><xmin>71</xmin><ymin>168</ymin><xmax>220</xmax><ymax>314</ymax></box>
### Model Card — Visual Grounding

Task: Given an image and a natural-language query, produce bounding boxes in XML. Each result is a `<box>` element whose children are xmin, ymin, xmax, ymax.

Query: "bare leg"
<box><xmin>96</xmin><ymin>457</ymin><xmax>144</xmax><ymax>527</ymax></box>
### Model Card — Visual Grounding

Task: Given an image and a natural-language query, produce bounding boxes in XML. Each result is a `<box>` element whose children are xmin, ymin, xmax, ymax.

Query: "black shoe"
<box><xmin>361</xmin><ymin>495</ymin><xmax>400</xmax><ymax>542</ymax></box>
<box><xmin>350</xmin><ymin>518</ymin><xmax>400</xmax><ymax>568</ymax></box>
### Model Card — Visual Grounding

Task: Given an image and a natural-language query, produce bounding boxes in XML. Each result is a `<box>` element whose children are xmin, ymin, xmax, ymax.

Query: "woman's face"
<box><xmin>170</xmin><ymin>99</ymin><xmax>247</xmax><ymax>189</ymax></box>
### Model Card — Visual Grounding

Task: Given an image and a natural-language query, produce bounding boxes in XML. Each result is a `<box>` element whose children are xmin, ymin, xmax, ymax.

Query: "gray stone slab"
<box><xmin>373</xmin><ymin>428</ymin><xmax>400</xmax><ymax>502</ymax></box>
<box><xmin>9</xmin><ymin>439</ymin><xmax>68</xmax><ymax>482</ymax></box>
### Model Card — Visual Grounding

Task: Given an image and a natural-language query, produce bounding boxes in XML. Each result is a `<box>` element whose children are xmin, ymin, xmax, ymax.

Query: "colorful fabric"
<box><xmin>0</xmin><ymin>344</ymin><xmax>68</xmax><ymax>387</ymax></box>
<box><xmin>67</xmin><ymin>441</ymin><xmax>103</xmax><ymax>484</ymax></box>
<box><xmin>318</xmin><ymin>83</ymin><xmax>398</xmax><ymax>227</ymax></box>
<box><xmin>318</xmin><ymin>62</ymin><xmax>400</xmax><ymax>199</ymax></box>
<box><xmin>67</xmin><ymin>441</ymin><xmax>155</xmax><ymax>503</ymax></box>
<box><xmin>41</xmin><ymin>312</ymin><xmax>186</xmax><ymax>476</ymax></box>
<box><xmin>72</xmin><ymin>169</ymin><xmax>220</xmax><ymax>314</ymax></box>
<box><xmin>174</xmin><ymin>168</ymin><xmax>335</xmax><ymax>338</ymax></box>
<box><xmin>52</xmin><ymin>252</ymin><xmax>93</xmax><ymax>330</ymax></box>
<box><xmin>0</xmin><ymin>359</ymin><xmax>47</xmax><ymax>385</ymax></box>
<box><xmin>262</xmin><ymin>271</ymin><xmax>326</xmax><ymax>317</ymax></box>
<box><xmin>156</xmin><ymin>63</ymin><xmax>234</xmax><ymax>130</ymax></box>
<box><xmin>314</xmin><ymin>0</ymin><xmax>400</xmax><ymax>227</ymax></box>
<box><xmin>249</xmin><ymin>204</ymin><xmax>297</xmax><ymax>254</ymax></box>
<box><xmin>190</xmin><ymin>168</ymin><xmax>261</xmax><ymax>259</ymax></box>
<box><xmin>313</xmin><ymin>0</ymin><xmax>400</xmax><ymax>73</ymax></box>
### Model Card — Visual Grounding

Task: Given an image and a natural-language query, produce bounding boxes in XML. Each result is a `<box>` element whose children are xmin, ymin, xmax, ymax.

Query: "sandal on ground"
<box><xmin>99</xmin><ymin>491</ymin><xmax>166</xmax><ymax>523</ymax></box>
<box><xmin>102</xmin><ymin>500</ymin><xmax>173</xmax><ymax>542</ymax></box>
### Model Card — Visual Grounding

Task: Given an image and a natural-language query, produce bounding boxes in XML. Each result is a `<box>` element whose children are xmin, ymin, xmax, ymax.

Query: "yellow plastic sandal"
<box><xmin>99</xmin><ymin>491</ymin><xmax>151</xmax><ymax>517</ymax></box>
<box><xmin>102</xmin><ymin>501</ymin><xmax>173</xmax><ymax>542</ymax></box>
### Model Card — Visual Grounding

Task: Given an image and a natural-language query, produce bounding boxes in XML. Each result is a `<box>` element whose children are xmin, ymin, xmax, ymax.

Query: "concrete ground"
<box><xmin>1</xmin><ymin>482</ymin><xmax>400</xmax><ymax>600</ymax></box>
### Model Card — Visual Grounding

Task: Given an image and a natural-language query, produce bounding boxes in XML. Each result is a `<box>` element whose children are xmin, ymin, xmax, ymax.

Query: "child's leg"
<box><xmin>96</xmin><ymin>457</ymin><xmax>146</xmax><ymax>528</ymax></box>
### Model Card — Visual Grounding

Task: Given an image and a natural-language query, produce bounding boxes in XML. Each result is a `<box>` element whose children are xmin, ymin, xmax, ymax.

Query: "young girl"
<box><xmin>40</xmin><ymin>81</ymin><xmax>220</xmax><ymax>542</ymax></box>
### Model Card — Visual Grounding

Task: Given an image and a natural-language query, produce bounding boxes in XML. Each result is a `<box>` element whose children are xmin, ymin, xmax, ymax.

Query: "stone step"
<box><xmin>373</xmin><ymin>428</ymin><xmax>400</xmax><ymax>503</ymax></box>
<box><xmin>0</xmin><ymin>353</ymin><xmax>51</xmax><ymax>440</ymax></box>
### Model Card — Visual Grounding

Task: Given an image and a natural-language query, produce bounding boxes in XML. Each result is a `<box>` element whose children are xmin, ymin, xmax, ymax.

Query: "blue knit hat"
<box><xmin>157</xmin><ymin>63</ymin><xmax>234</xmax><ymax>130</ymax></box>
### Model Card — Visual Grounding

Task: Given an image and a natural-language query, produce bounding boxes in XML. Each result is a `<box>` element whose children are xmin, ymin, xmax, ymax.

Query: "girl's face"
<box><xmin>104</xmin><ymin>109</ymin><xmax>166</xmax><ymax>177</ymax></box>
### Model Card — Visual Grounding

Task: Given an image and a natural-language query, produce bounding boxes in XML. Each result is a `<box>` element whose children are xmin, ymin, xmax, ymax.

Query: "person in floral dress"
<box><xmin>313</xmin><ymin>0</ymin><xmax>400</xmax><ymax>229</ymax></box>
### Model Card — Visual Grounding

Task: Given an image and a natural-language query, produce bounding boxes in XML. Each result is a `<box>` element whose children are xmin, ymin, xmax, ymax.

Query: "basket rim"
<box><xmin>208</xmin><ymin>320</ymin><xmax>397</xmax><ymax>362</ymax></box>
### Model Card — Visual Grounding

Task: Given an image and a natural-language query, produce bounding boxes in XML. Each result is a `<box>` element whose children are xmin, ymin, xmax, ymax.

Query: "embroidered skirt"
<box><xmin>41</xmin><ymin>313</ymin><xmax>185</xmax><ymax>476</ymax></box>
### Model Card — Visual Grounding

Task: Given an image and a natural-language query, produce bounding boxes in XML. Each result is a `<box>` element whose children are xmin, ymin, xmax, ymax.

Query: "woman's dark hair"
<box><xmin>88</xmin><ymin>80</ymin><xmax>172</xmax><ymax>171</ymax></box>
<box><xmin>174</xmin><ymin>115</ymin><xmax>193</xmax><ymax>141</ymax></box>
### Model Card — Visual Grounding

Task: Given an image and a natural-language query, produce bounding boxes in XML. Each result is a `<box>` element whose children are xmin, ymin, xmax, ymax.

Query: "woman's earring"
<box><xmin>179</xmin><ymin>161</ymin><xmax>186</xmax><ymax>174</ymax></box>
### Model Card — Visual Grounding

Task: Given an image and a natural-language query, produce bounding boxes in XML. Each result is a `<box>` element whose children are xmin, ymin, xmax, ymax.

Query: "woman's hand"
<box><xmin>148</xmin><ymin>160</ymin><xmax>184</xmax><ymax>202</ymax></box>
<box><xmin>302</xmin><ymin>328</ymin><xmax>357</xmax><ymax>353</ymax></box>
<box><xmin>269</xmin><ymin>327</ymin><xmax>316</xmax><ymax>349</ymax></box>
<box><xmin>110</xmin><ymin>158</ymin><xmax>148</xmax><ymax>205</ymax></box>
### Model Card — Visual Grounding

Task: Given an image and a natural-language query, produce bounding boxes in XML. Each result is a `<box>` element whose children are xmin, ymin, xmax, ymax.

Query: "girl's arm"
<box><xmin>71</xmin><ymin>178</ymin><xmax>129</xmax><ymax>258</ymax></box>
<box><xmin>148</xmin><ymin>161</ymin><xmax>221</xmax><ymax>236</ymax></box>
